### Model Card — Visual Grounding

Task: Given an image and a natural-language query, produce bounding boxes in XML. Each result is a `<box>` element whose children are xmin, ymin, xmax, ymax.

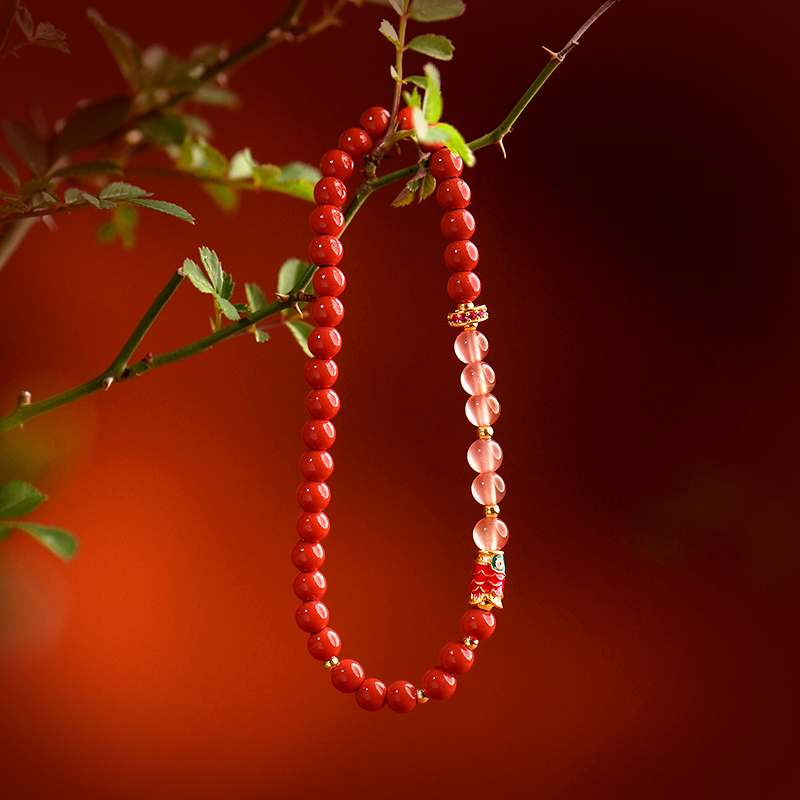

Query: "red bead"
<box><xmin>291</xmin><ymin>540</ymin><xmax>326</xmax><ymax>571</ymax></box>
<box><xmin>359</xmin><ymin>107</ymin><xmax>391</xmax><ymax>139</ymax></box>
<box><xmin>338</xmin><ymin>127</ymin><xmax>372</xmax><ymax>157</ymax></box>
<box><xmin>429</xmin><ymin>148</ymin><xmax>463</xmax><ymax>180</ymax></box>
<box><xmin>440</xmin><ymin>209</ymin><xmax>475</xmax><ymax>241</ymax></box>
<box><xmin>307</xmin><ymin>627</ymin><xmax>341</xmax><ymax>660</ymax></box>
<box><xmin>303</xmin><ymin>358</ymin><xmax>338</xmax><ymax>388</ymax></box>
<box><xmin>447</xmin><ymin>271</ymin><xmax>481</xmax><ymax>303</ymax></box>
<box><xmin>397</xmin><ymin>107</ymin><xmax>415</xmax><ymax>131</ymax></box>
<box><xmin>314</xmin><ymin>176</ymin><xmax>347</xmax><ymax>207</ymax></box>
<box><xmin>420</xmin><ymin>130</ymin><xmax>445</xmax><ymax>153</ymax></box>
<box><xmin>307</xmin><ymin>327</ymin><xmax>342</xmax><ymax>359</ymax></box>
<box><xmin>302</xmin><ymin>419</ymin><xmax>336</xmax><ymax>450</ymax></box>
<box><xmin>296</xmin><ymin>511</ymin><xmax>330</xmax><ymax>542</ymax></box>
<box><xmin>296</xmin><ymin>480</ymin><xmax>331</xmax><ymax>511</ymax></box>
<box><xmin>439</xmin><ymin>641</ymin><xmax>475</xmax><ymax>675</ymax></box>
<box><xmin>295</xmin><ymin>600</ymin><xmax>330</xmax><ymax>633</ymax></box>
<box><xmin>461</xmin><ymin>608</ymin><xmax>496</xmax><ymax>641</ymax></box>
<box><xmin>320</xmin><ymin>149</ymin><xmax>354</xmax><ymax>180</ymax></box>
<box><xmin>386</xmin><ymin>681</ymin><xmax>417</xmax><ymax>713</ymax></box>
<box><xmin>309</xmin><ymin>235</ymin><xmax>343</xmax><ymax>267</ymax></box>
<box><xmin>331</xmin><ymin>659</ymin><xmax>366</xmax><ymax>693</ymax></box>
<box><xmin>299</xmin><ymin>450</ymin><xmax>334</xmax><ymax>481</ymax></box>
<box><xmin>310</xmin><ymin>205</ymin><xmax>345</xmax><ymax>236</ymax></box>
<box><xmin>356</xmin><ymin>678</ymin><xmax>387</xmax><ymax>711</ymax></box>
<box><xmin>293</xmin><ymin>569</ymin><xmax>327</xmax><ymax>601</ymax></box>
<box><xmin>313</xmin><ymin>267</ymin><xmax>346</xmax><ymax>297</ymax></box>
<box><xmin>311</xmin><ymin>296</ymin><xmax>345</xmax><ymax>327</ymax></box>
<box><xmin>305</xmin><ymin>388</ymin><xmax>341</xmax><ymax>419</ymax></box>
<box><xmin>444</xmin><ymin>240</ymin><xmax>480</xmax><ymax>271</ymax></box>
<box><xmin>421</xmin><ymin>667</ymin><xmax>457</xmax><ymax>700</ymax></box>
<box><xmin>436</xmin><ymin>177</ymin><xmax>471</xmax><ymax>209</ymax></box>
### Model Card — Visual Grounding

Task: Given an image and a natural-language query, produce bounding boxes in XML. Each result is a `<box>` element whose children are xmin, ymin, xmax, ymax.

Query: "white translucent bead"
<box><xmin>471</xmin><ymin>472</ymin><xmax>506</xmax><ymax>505</ymax></box>
<box><xmin>473</xmin><ymin>518</ymin><xmax>509</xmax><ymax>551</ymax></box>
<box><xmin>465</xmin><ymin>394</ymin><xmax>500</xmax><ymax>427</ymax></box>
<box><xmin>454</xmin><ymin>330</ymin><xmax>489</xmax><ymax>364</ymax></box>
<box><xmin>460</xmin><ymin>362</ymin><xmax>496</xmax><ymax>395</ymax></box>
<box><xmin>467</xmin><ymin>439</ymin><xmax>503</xmax><ymax>473</ymax></box>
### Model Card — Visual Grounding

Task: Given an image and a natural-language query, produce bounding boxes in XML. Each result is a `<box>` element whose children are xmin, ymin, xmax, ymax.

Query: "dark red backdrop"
<box><xmin>1</xmin><ymin>1</ymin><xmax>798</xmax><ymax>798</ymax></box>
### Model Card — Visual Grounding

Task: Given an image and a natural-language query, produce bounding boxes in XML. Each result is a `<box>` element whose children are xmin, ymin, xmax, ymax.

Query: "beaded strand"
<box><xmin>293</xmin><ymin>107</ymin><xmax>507</xmax><ymax>712</ymax></box>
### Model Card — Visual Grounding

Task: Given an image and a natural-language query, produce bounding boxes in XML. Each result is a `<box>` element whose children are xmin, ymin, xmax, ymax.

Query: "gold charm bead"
<box><xmin>477</xmin><ymin>426</ymin><xmax>494</xmax><ymax>439</ymax></box>
<box><xmin>463</xmin><ymin>636</ymin><xmax>479</xmax><ymax>650</ymax></box>
<box><xmin>447</xmin><ymin>303</ymin><xmax>489</xmax><ymax>328</ymax></box>
<box><xmin>484</xmin><ymin>504</ymin><xmax>500</xmax><ymax>518</ymax></box>
<box><xmin>323</xmin><ymin>657</ymin><xmax>340</xmax><ymax>670</ymax></box>
<box><xmin>416</xmin><ymin>688</ymin><xmax>429</xmax><ymax>704</ymax></box>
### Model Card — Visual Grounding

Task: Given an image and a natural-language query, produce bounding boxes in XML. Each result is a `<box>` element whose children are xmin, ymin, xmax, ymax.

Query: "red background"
<box><xmin>1</xmin><ymin>1</ymin><xmax>798</xmax><ymax>798</ymax></box>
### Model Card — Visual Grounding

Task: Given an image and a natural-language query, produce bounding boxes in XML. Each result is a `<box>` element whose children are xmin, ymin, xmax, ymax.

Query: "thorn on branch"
<box><xmin>17</xmin><ymin>391</ymin><xmax>31</xmax><ymax>408</ymax></box>
<box><xmin>102</xmin><ymin>376</ymin><xmax>115</xmax><ymax>390</ymax></box>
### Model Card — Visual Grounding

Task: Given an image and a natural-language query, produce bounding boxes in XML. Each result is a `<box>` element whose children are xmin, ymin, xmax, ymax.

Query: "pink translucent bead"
<box><xmin>465</xmin><ymin>394</ymin><xmax>500</xmax><ymax>426</ymax></box>
<box><xmin>471</xmin><ymin>472</ymin><xmax>506</xmax><ymax>505</ymax></box>
<box><xmin>454</xmin><ymin>330</ymin><xmax>488</xmax><ymax>364</ymax></box>
<box><xmin>467</xmin><ymin>439</ymin><xmax>503</xmax><ymax>472</ymax></box>
<box><xmin>473</xmin><ymin>517</ymin><xmax>509</xmax><ymax>550</ymax></box>
<box><xmin>460</xmin><ymin>362</ymin><xmax>496</xmax><ymax>395</ymax></box>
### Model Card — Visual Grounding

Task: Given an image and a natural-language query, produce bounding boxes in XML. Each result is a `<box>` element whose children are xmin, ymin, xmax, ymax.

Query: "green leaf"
<box><xmin>54</xmin><ymin>96</ymin><xmax>132</xmax><ymax>159</ymax></box>
<box><xmin>137</xmin><ymin>113</ymin><xmax>187</xmax><ymax>146</ymax></box>
<box><xmin>220</xmin><ymin>271</ymin><xmax>235</xmax><ymax>301</ymax></box>
<box><xmin>408</xmin><ymin>33</ymin><xmax>454</xmax><ymax>61</ymax></box>
<box><xmin>52</xmin><ymin>160</ymin><xmax>122</xmax><ymax>178</ymax></box>
<box><xmin>379</xmin><ymin>19</ymin><xmax>399</xmax><ymax>45</ymax></box>
<box><xmin>193</xmin><ymin>86</ymin><xmax>238</xmax><ymax>107</ymax></box>
<box><xmin>2</xmin><ymin>119</ymin><xmax>47</xmax><ymax>176</ymax></box>
<box><xmin>20</xmin><ymin>178</ymin><xmax>56</xmax><ymax>200</ymax></box>
<box><xmin>228</xmin><ymin>148</ymin><xmax>256</xmax><ymax>181</ymax></box>
<box><xmin>0</xmin><ymin>150</ymin><xmax>20</xmax><ymax>187</ymax></box>
<box><xmin>98</xmin><ymin>181</ymin><xmax>148</xmax><ymax>201</ymax></box>
<box><xmin>388</xmin><ymin>0</ymin><xmax>403</xmax><ymax>12</ymax></box>
<box><xmin>127</xmin><ymin>198</ymin><xmax>194</xmax><ymax>223</ymax></box>
<box><xmin>97</xmin><ymin>204</ymin><xmax>138</xmax><ymax>249</ymax></box>
<box><xmin>254</xmin><ymin>329</ymin><xmax>270</xmax><ymax>343</ymax></box>
<box><xmin>64</xmin><ymin>187</ymin><xmax>83</xmax><ymax>204</ymax></box>
<box><xmin>203</xmin><ymin>182</ymin><xmax>238</xmax><ymax>211</ymax></box>
<box><xmin>16</xmin><ymin>6</ymin><xmax>34</xmax><ymax>38</ymax></box>
<box><xmin>245</xmin><ymin>282</ymin><xmax>267</xmax><ymax>313</ymax></box>
<box><xmin>277</xmin><ymin>258</ymin><xmax>309</xmax><ymax>296</ymax></box>
<box><xmin>390</xmin><ymin>65</ymin><xmax>400</xmax><ymax>82</ymax></box>
<box><xmin>0</xmin><ymin>480</ymin><xmax>47</xmax><ymax>518</ymax></box>
<box><xmin>421</xmin><ymin>63</ymin><xmax>443</xmax><ymax>124</ymax></box>
<box><xmin>419</xmin><ymin>171</ymin><xmax>437</xmax><ymax>201</ymax></box>
<box><xmin>14</xmin><ymin>521</ymin><xmax>79</xmax><ymax>561</ymax></box>
<box><xmin>80</xmin><ymin>191</ymin><xmax>102</xmax><ymax>208</ymax></box>
<box><xmin>182</xmin><ymin>258</ymin><xmax>214</xmax><ymax>293</ymax></box>
<box><xmin>424</xmin><ymin>121</ymin><xmax>475</xmax><ymax>166</ymax></box>
<box><xmin>199</xmin><ymin>246</ymin><xmax>223</xmax><ymax>294</ymax></box>
<box><xmin>285</xmin><ymin>320</ymin><xmax>314</xmax><ymax>357</ymax></box>
<box><xmin>409</xmin><ymin>0</ymin><xmax>466</xmax><ymax>22</ymax></box>
<box><xmin>216</xmin><ymin>296</ymin><xmax>240</xmax><ymax>321</ymax></box>
<box><xmin>87</xmin><ymin>9</ymin><xmax>141</xmax><ymax>88</ymax></box>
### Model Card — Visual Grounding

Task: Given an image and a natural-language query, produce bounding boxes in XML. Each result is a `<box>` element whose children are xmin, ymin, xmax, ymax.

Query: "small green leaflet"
<box><xmin>183</xmin><ymin>258</ymin><xmax>215</xmax><ymax>294</ymax></box>
<box><xmin>245</xmin><ymin>283</ymin><xmax>270</xmax><ymax>342</ymax></box>
<box><xmin>407</xmin><ymin>34</ymin><xmax>454</xmax><ymax>61</ymax></box>
<box><xmin>98</xmin><ymin>181</ymin><xmax>147</xmax><ymax>201</ymax></box>
<box><xmin>126</xmin><ymin>199</ymin><xmax>194</xmax><ymax>223</ymax></box>
<box><xmin>285</xmin><ymin>320</ymin><xmax>314</xmax><ymax>357</ymax></box>
<box><xmin>379</xmin><ymin>19</ymin><xmax>400</xmax><ymax>45</ymax></box>
<box><xmin>409</xmin><ymin>0</ymin><xmax>466</xmax><ymax>23</ymax></box>
<box><xmin>86</xmin><ymin>8</ymin><xmax>141</xmax><ymax>89</ymax></box>
<box><xmin>200</xmin><ymin>246</ymin><xmax>224</xmax><ymax>293</ymax></box>
<box><xmin>13</xmin><ymin>522</ymin><xmax>79</xmax><ymax>560</ymax></box>
<box><xmin>277</xmin><ymin>258</ymin><xmax>311</xmax><ymax>296</ymax></box>
<box><xmin>0</xmin><ymin>481</ymin><xmax>46</xmax><ymax>519</ymax></box>
<box><xmin>137</xmin><ymin>113</ymin><xmax>188</xmax><ymax>146</ymax></box>
<box><xmin>184</xmin><ymin>247</ymin><xmax>240</xmax><ymax>321</ymax></box>
<box><xmin>421</xmin><ymin>63</ymin><xmax>443</xmax><ymax>124</ymax></box>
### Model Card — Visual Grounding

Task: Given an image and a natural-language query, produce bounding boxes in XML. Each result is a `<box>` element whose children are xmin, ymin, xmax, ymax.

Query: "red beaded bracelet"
<box><xmin>294</xmin><ymin>107</ymin><xmax>507</xmax><ymax>712</ymax></box>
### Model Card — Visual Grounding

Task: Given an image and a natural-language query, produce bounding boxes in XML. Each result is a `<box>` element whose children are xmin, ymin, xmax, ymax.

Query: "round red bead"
<box><xmin>307</xmin><ymin>327</ymin><xmax>342</xmax><ymax>359</ymax></box>
<box><xmin>421</xmin><ymin>667</ymin><xmax>457</xmax><ymax>700</ymax></box>
<box><xmin>295</xmin><ymin>600</ymin><xmax>330</xmax><ymax>633</ymax></box>
<box><xmin>447</xmin><ymin>271</ymin><xmax>481</xmax><ymax>302</ymax></box>
<box><xmin>305</xmin><ymin>388</ymin><xmax>341</xmax><ymax>419</ymax></box>
<box><xmin>441</xmin><ymin>209</ymin><xmax>476</xmax><ymax>241</ymax></box>
<box><xmin>307</xmin><ymin>627</ymin><xmax>341</xmax><ymax>660</ymax></box>
<box><xmin>462</xmin><ymin>609</ymin><xmax>496</xmax><ymax>641</ymax></box>
<box><xmin>299</xmin><ymin>450</ymin><xmax>334</xmax><ymax>481</ymax></box>
<box><xmin>397</xmin><ymin>107</ymin><xmax>415</xmax><ymax>131</ymax></box>
<box><xmin>296</xmin><ymin>480</ymin><xmax>331</xmax><ymax>511</ymax></box>
<box><xmin>444</xmin><ymin>240</ymin><xmax>480</xmax><ymax>271</ymax></box>
<box><xmin>338</xmin><ymin>127</ymin><xmax>372</xmax><ymax>157</ymax></box>
<box><xmin>293</xmin><ymin>569</ymin><xmax>327</xmax><ymax>601</ymax></box>
<box><xmin>311</xmin><ymin>296</ymin><xmax>344</xmax><ymax>327</ymax></box>
<box><xmin>303</xmin><ymin>358</ymin><xmax>338</xmax><ymax>388</ymax></box>
<box><xmin>440</xmin><ymin>641</ymin><xmax>475</xmax><ymax>675</ymax></box>
<box><xmin>436</xmin><ymin>177</ymin><xmax>471</xmax><ymax>209</ymax></box>
<box><xmin>320</xmin><ymin>149</ymin><xmax>354</xmax><ymax>180</ymax></box>
<box><xmin>310</xmin><ymin>205</ymin><xmax>345</xmax><ymax>236</ymax></box>
<box><xmin>359</xmin><ymin>107</ymin><xmax>391</xmax><ymax>138</ymax></box>
<box><xmin>429</xmin><ymin>148</ymin><xmax>463</xmax><ymax>180</ymax></box>
<box><xmin>301</xmin><ymin>419</ymin><xmax>336</xmax><ymax>450</ymax></box>
<box><xmin>296</xmin><ymin>511</ymin><xmax>330</xmax><ymax>542</ymax></box>
<box><xmin>331</xmin><ymin>659</ymin><xmax>366</xmax><ymax>693</ymax></box>
<box><xmin>314</xmin><ymin>176</ymin><xmax>347</xmax><ymax>207</ymax></box>
<box><xmin>356</xmin><ymin>678</ymin><xmax>387</xmax><ymax>711</ymax></box>
<box><xmin>291</xmin><ymin>540</ymin><xmax>325</xmax><ymax>572</ymax></box>
<box><xmin>386</xmin><ymin>681</ymin><xmax>417</xmax><ymax>713</ymax></box>
<box><xmin>309</xmin><ymin>235</ymin><xmax>343</xmax><ymax>267</ymax></box>
<box><xmin>313</xmin><ymin>267</ymin><xmax>346</xmax><ymax>297</ymax></box>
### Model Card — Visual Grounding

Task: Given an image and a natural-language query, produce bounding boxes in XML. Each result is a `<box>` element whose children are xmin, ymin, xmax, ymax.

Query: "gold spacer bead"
<box><xmin>463</xmin><ymin>636</ymin><xmax>479</xmax><ymax>650</ymax></box>
<box><xmin>323</xmin><ymin>657</ymin><xmax>340</xmax><ymax>670</ymax></box>
<box><xmin>457</xmin><ymin>303</ymin><xmax>475</xmax><ymax>311</ymax></box>
<box><xmin>477</xmin><ymin>426</ymin><xmax>494</xmax><ymax>439</ymax></box>
<box><xmin>416</xmin><ymin>688</ymin><xmax>429</xmax><ymax>704</ymax></box>
<box><xmin>484</xmin><ymin>504</ymin><xmax>500</xmax><ymax>518</ymax></box>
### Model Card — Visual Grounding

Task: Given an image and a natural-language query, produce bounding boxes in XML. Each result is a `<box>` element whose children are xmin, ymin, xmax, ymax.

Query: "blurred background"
<box><xmin>1</xmin><ymin>0</ymin><xmax>797</xmax><ymax>797</ymax></box>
